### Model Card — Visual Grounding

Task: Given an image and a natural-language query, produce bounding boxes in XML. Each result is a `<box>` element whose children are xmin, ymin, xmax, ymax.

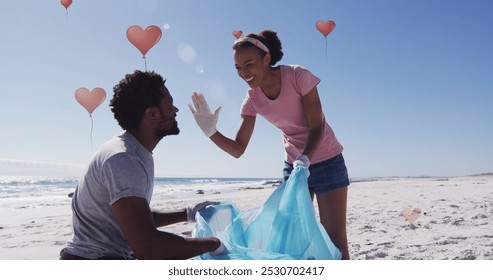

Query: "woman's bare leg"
<box><xmin>316</xmin><ymin>186</ymin><xmax>350</xmax><ymax>260</ymax></box>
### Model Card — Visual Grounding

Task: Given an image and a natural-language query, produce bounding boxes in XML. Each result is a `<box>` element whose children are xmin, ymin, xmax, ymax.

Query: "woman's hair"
<box><xmin>110</xmin><ymin>70</ymin><xmax>166</xmax><ymax>131</ymax></box>
<box><xmin>233</xmin><ymin>30</ymin><xmax>283</xmax><ymax>66</ymax></box>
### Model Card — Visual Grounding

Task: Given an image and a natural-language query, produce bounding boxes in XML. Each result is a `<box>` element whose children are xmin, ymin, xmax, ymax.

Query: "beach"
<box><xmin>346</xmin><ymin>175</ymin><xmax>493</xmax><ymax>260</ymax></box>
<box><xmin>0</xmin><ymin>175</ymin><xmax>492</xmax><ymax>260</ymax></box>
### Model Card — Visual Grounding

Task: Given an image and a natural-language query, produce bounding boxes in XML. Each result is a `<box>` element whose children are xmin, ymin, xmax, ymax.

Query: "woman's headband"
<box><xmin>233</xmin><ymin>36</ymin><xmax>270</xmax><ymax>54</ymax></box>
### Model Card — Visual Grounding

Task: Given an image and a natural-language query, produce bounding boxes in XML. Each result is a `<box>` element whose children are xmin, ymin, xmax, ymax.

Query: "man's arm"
<box><xmin>152</xmin><ymin>209</ymin><xmax>187</xmax><ymax>228</ymax></box>
<box><xmin>112</xmin><ymin>196</ymin><xmax>220</xmax><ymax>259</ymax></box>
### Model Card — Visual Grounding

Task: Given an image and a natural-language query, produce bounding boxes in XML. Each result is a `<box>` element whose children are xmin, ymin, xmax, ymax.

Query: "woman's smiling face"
<box><xmin>234</xmin><ymin>46</ymin><xmax>270</xmax><ymax>88</ymax></box>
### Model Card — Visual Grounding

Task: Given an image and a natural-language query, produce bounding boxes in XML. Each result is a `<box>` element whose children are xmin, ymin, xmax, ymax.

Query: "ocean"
<box><xmin>0</xmin><ymin>176</ymin><xmax>281</xmax><ymax>210</ymax></box>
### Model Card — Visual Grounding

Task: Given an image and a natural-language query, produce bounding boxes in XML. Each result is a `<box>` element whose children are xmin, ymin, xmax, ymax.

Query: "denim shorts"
<box><xmin>283</xmin><ymin>153</ymin><xmax>350</xmax><ymax>194</ymax></box>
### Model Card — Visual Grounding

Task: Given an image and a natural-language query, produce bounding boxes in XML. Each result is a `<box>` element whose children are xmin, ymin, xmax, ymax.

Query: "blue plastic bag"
<box><xmin>192</xmin><ymin>166</ymin><xmax>342</xmax><ymax>260</ymax></box>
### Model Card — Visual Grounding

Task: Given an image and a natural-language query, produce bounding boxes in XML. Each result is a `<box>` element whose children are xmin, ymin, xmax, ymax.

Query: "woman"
<box><xmin>189</xmin><ymin>30</ymin><xmax>350</xmax><ymax>259</ymax></box>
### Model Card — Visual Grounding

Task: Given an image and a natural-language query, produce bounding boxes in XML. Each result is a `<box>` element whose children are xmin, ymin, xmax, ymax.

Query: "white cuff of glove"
<box><xmin>194</xmin><ymin>115</ymin><xmax>217</xmax><ymax>138</ymax></box>
<box><xmin>293</xmin><ymin>155</ymin><xmax>310</xmax><ymax>168</ymax></box>
<box><xmin>293</xmin><ymin>155</ymin><xmax>310</xmax><ymax>177</ymax></box>
<box><xmin>210</xmin><ymin>242</ymin><xmax>228</xmax><ymax>256</ymax></box>
<box><xmin>186</xmin><ymin>206</ymin><xmax>195</xmax><ymax>222</ymax></box>
<box><xmin>186</xmin><ymin>201</ymin><xmax>220</xmax><ymax>223</ymax></box>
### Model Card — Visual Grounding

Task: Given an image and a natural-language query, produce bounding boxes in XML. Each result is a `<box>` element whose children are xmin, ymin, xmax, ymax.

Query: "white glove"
<box><xmin>293</xmin><ymin>155</ymin><xmax>310</xmax><ymax>177</ymax></box>
<box><xmin>209</xmin><ymin>242</ymin><xmax>228</xmax><ymax>256</ymax></box>
<box><xmin>186</xmin><ymin>201</ymin><xmax>219</xmax><ymax>222</ymax></box>
<box><xmin>188</xmin><ymin>92</ymin><xmax>222</xmax><ymax>138</ymax></box>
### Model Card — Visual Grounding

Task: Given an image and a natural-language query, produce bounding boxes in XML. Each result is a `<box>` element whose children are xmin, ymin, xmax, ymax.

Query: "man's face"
<box><xmin>156</xmin><ymin>87</ymin><xmax>179</xmax><ymax>139</ymax></box>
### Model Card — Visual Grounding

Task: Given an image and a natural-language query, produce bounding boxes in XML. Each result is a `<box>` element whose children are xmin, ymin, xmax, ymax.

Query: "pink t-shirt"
<box><xmin>241</xmin><ymin>65</ymin><xmax>343</xmax><ymax>164</ymax></box>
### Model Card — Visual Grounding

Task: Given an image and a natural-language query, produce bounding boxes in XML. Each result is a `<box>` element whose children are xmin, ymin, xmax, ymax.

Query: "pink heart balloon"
<box><xmin>61</xmin><ymin>0</ymin><xmax>72</xmax><ymax>9</ymax></box>
<box><xmin>126</xmin><ymin>25</ymin><xmax>162</xmax><ymax>58</ymax></box>
<box><xmin>316</xmin><ymin>20</ymin><xmax>336</xmax><ymax>37</ymax></box>
<box><xmin>75</xmin><ymin>87</ymin><xmax>106</xmax><ymax>115</ymax></box>
<box><xmin>232</xmin><ymin>30</ymin><xmax>243</xmax><ymax>39</ymax></box>
<box><xmin>402</xmin><ymin>207</ymin><xmax>421</xmax><ymax>224</ymax></box>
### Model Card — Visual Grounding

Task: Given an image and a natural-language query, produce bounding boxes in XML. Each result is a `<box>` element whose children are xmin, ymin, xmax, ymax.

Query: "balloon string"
<box><xmin>66</xmin><ymin>10</ymin><xmax>68</xmax><ymax>23</ymax></box>
<box><xmin>325</xmin><ymin>37</ymin><xmax>328</xmax><ymax>63</ymax></box>
<box><xmin>144</xmin><ymin>56</ymin><xmax>147</xmax><ymax>71</ymax></box>
<box><xmin>89</xmin><ymin>114</ymin><xmax>94</xmax><ymax>151</ymax></box>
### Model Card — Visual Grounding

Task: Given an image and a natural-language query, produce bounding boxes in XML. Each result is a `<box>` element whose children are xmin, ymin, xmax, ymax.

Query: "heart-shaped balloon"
<box><xmin>126</xmin><ymin>25</ymin><xmax>162</xmax><ymax>57</ymax></box>
<box><xmin>316</xmin><ymin>20</ymin><xmax>336</xmax><ymax>37</ymax></box>
<box><xmin>75</xmin><ymin>87</ymin><xmax>106</xmax><ymax>115</ymax></box>
<box><xmin>402</xmin><ymin>207</ymin><xmax>421</xmax><ymax>224</ymax></box>
<box><xmin>61</xmin><ymin>0</ymin><xmax>72</xmax><ymax>9</ymax></box>
<box><xmin>232</xmin><ymin>30</ymin><xmax>243</xmax><ymax>39</ymax></box>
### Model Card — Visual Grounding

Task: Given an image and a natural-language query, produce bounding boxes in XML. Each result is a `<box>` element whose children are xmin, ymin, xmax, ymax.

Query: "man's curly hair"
<box><xmin>110</xmin><ymin>70</ymin><xmax>166</xmax><ymax>131</ymax></box>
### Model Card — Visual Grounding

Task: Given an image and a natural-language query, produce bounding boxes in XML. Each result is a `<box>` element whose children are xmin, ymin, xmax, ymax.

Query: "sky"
<box><xmin>0</xmin><ymin>0</ymin><xmax>492</xmax><ymax>178</ymax></box>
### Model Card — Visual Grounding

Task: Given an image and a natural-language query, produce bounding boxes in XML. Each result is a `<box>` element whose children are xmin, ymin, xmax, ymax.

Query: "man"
<box><xmin>60</xmin><ymin>70</ymin><xmax>221</xmax><ymax>259</ymax></box>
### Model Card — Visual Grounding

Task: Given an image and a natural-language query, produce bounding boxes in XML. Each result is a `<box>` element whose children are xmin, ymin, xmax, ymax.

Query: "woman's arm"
<box><xmin>210</xmin><ymin>115</ymin><xmax>256</xmax><ymax>158</ymax></box>
<box><xmin>189</xmin><ymin>92</ymin><xmax>256</xmax><ymax>158</ymax></box>
<box><xmin>300</xmin><ymin>86</ymin><xmax>325</xmax><ymax>160</ymax></box>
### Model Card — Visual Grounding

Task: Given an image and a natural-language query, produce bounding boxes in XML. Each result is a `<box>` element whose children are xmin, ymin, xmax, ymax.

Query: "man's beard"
<box><xmin>156</xmin><ymin>120</ymin><xmax>180</xmax><ymax>140</ymax></box>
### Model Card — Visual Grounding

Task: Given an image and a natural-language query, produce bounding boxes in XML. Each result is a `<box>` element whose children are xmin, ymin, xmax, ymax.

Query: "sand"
<box><xmin>0</xmin><ymin>175</ymin><xmax>492</xmax><ymax>260</ymax></box>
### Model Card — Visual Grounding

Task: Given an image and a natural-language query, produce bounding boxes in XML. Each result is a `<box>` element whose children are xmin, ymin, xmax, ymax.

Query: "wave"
<box><xmin>190</xmin><ymin>178</ymin><xmax>219</xmax><ymax>183</ymax></box>
<box><xmin>0</xmin><ymin>176</ymin><xmax>281</xmax><ymax>199</ymax></box>
<box><xmin>0</xmin><ymin>176</ymin><xmax>78</xmax><ymax>198</ymax></box>
<box><xmin>0</xmin><ymin>176</ymin><xmax>78</xmax><ymax>187</ymax></box>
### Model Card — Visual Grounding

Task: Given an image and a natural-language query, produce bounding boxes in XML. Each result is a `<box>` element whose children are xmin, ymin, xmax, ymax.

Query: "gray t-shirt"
<box><xmin>63</xmin><ymin>131</ymin><xmax>154</xmax><ymax>259</ymax></box>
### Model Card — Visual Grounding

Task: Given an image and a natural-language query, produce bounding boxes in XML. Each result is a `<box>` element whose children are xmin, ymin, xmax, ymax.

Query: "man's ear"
<box><xmin>144</xmin><ymin>107</ymin><xmax>158</xmax><ymax>121</ymax></box>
